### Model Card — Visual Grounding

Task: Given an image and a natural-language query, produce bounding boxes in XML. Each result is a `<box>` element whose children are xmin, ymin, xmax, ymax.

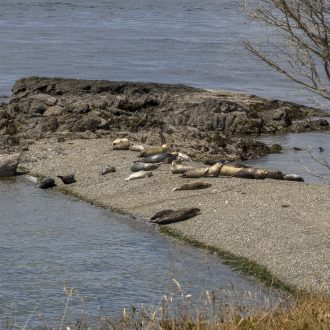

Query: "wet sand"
<box><xmin>21</xmin><ymin>137</ymin><xmax>330</xmax><ymax>293</ymax></box>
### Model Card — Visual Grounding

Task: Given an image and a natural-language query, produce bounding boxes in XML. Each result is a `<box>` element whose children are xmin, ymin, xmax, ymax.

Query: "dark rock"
<box><xmin>291</xmin><ymin>119</ymin><xmax>329</xmax><ymax>133</ymax></box>
<box><xmin>270</xmin><ymin>144</ymin><xmax>282</xmax><ymax>153</ymax></box>
<box><xmin>40</xmin><ymin>117</ymin><xmax>59</xmax><ymax>132</ymax></box>
<box><xmin>66</xmin><ymin>101</ymin><xmax>90</xmax><ymax>114</ymax></box>
<box><xmin>29</xmin><ymin>101</ymin><xmax>47</xmax><ymax>115</ymax></box>
<box><xmin>231</xmin><ymin>138</ymin><xmax>270</xmax><ymax>159</ymax></box>
<box><xmin>71</xmin><ymin>115</ymin><xmax>101</xmax><ymax>132</ymax></box>
<box><xmin>272</xmin><ymin>109</ymin><xmax>292</xmax><ymax>127</ymax></box>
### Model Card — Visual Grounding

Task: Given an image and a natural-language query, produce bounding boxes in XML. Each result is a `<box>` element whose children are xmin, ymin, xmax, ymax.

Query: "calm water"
<box><xmin>0</xmin><ymin>0</ymin><xmax>329</xmax><ymax>177</ymax></box>
<box><xmin>0</xmin><ymin>177</ymin><xmax>274</xmax><ymax>328</ymax></box>
<box><xmin>246</xmin><ymin>131</ymin><xmax>330</xmax><ymax>184</ymax></box>
<box><xmin>0</xmin><ymin>0</ymin><xmax>326</xmax><ymax>106</ymax></box>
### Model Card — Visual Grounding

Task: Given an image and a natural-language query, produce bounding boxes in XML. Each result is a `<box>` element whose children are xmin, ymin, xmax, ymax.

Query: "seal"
<box><xmin>284</xmin><ymin>174</ymin><xmax>304</xmax><ymax>182</ymax></box>
<box><xmin>130</xmin><ymin>162</ymin><xmax>161</xmax><ymax>172</ymax></box>
<box><xmin>176</xmin><ymin>152</ymin><xmax>192</xmax><ymax>163</ymax></box>
<box><xmin>113</xmin><ymin>138</ymin><xmax>130</xmax><ymax>150</ymax></box>
<box><xmin>125</xmin><ymin>171</ymin><xmax>153</xmax><ymax>181</ymax></box>
<box><xmin>57</xmin><ymin>174</ymin><xmax>76</xmax><ymax>184</ymax></box>
<box><xmin>101</xmin><ymin>165</ymin><xmax>116</xmax><ymax>175</ymax></box>
<box><xmin>170</xmin><ymin>161</ymin><xmax>194</xmax><ymax>174</ymax></box>
<box><xmin>204</xmin><ymin>159</ymin><xmax>229</xmax><ymax>166</ymax></box>
<box><xmin>38</xmin><ymin>177</ymin><xmax>56</xmax><ymax>189</ymax></box>
<box><xmin>172</xmin><ymin>180</ymin><xmax>212</xmax><ymax>191</ymax></box>
<box><xmin>129</xmin><ymin>144</ymin><xmax>146</xmax><ymax>152</ymax></box>
<box><xmin>137</xmin><ymin>152</ymin><xmax>177</xmax><ymax>164</ymax></box>
<box><xmin>181</xmin><ymin>167</ymin><xmax>209</xmax><ymax>178</ymax></box>
<box><xmin>219</xmin><ymin>164</ymin><xmax>244</xmax><ymax>176</ymax></box>
<box><xmin>234</xmin><ymin>168</ymin><xmax>284</xmax><ymax>180</ymax></box>
<box><xmin>207</xmin><ymin>163</ymin><xmax>223</xmax><ymax>177</ymax></box>
<box><xmin>149</xmin><ymin>208</ymin><xmax>201</xmax><ymax>225</ymax></box>
<box><xmin>140</xmin><ymin>144</ymin><xmax>168</xmax><ymax>157</ymax></box>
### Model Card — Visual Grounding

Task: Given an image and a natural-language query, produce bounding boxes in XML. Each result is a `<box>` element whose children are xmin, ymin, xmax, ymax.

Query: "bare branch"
<box><xmin>244</xmin><ymin>0</ymin><xmax>330</xmax><ymax>101</ymax></box>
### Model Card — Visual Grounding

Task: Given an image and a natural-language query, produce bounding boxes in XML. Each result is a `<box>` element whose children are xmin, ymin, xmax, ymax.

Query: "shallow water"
<box><xmin>246</xmin><ymin>132</ymin><xmax>330</xmax><ymax>184</ymax></box>
<box><xmin>0</xmin><ymin>0</ymin><xmax>326</xmax><ymax>106</ymax></box>
<box><xmin>0</xmin><ymin>177</ymin><xmax>275</xmax><ymax>328</ymax></box>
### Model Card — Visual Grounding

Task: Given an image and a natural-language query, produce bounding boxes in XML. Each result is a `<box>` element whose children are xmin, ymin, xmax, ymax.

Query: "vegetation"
<box><xmin>244</xmin><ymin>0</ymin><xmax>330</xmax><ymax>101</ymax></box>
<box><xmin>5</xmin><ymin>290</ymin><xmax>329</xmax><ymax>329</ymax></box>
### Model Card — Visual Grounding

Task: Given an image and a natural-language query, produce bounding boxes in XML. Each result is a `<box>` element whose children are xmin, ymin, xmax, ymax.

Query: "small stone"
<box><xmin>29</xmin><ymin>94</ymin><xmax>57</xmax><ymax>106</ymax></box>
<box><xmin>43</xmin><ymin>105</ymin><xmax>65</xmax><ymax>116</ymax></box>
<box><xmin>0</xmin><ymin>153</ymin><xmax>20</xmax><ymax>177</ymax></box>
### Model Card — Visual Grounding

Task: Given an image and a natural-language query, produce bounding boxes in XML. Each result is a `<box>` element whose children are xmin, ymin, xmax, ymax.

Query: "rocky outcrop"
<box><xmin>0</xmin><ymin>77</ymin><xmax>328</xmax><ymax>160</ymax></box>
<box><xmin>0</xmin><ymin>153</ymin><xmax>20</xmax><ymax>177</ymax></box>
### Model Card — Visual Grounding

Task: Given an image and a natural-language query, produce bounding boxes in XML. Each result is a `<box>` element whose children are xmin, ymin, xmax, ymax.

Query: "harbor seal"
<box><xmin>129</xmin><ymin>144</ymin><xmax>146</xmax><ymax>152</ymax></box>
<box><xmin>113</xmin><ymin>138</ymin><xmax>130</xmax><ymax>150</ymax></box>
<box><xmin>101</xmin><ymin>165</ymin><xmax>116</xmax><ymax>175</ymax></box>
<box><xmin>57</xmin><ymin>174</ymin><xmax>76</xmax><ymax>184</ymax></box>
<box><xmin>207</xmin><ymin>163</ymin><xmax>223</xmax><ymax>177</ymax></box>
<box><xmin>234</xmin><ymin>168</ymin><xmax>284</xmax><ymax>180</ymax></box>
<box><xmin>176</xmin><ymin>152</ymin><xmax>192</xmax><ymax>163</ymax></box>
<box><xmin>130</xmin><ymin>162</ymin><xmax>161</xmax><ymax>172</ymax></box>
<box><xmin>136</xmin><ymin>152</ymin><xmax>177</xmax><ymax>164</ymax></box>
<box><xmin>125</xmin><ymin>171</ymin><xmax>153</xmax><ymax>181</ymax></box>
<box><xmin>181</xmin><ymin>167</ymin><xmax>209</xmax><ymax>178</ymax></box>
<box><xmin>172</xmin><ymin>181</ymin><xmax>212</xmax><ymax>191</ymax></box>
<box><xmin>140</xmin><ymin>144</ymin><xmax>168</xmax><ymax>157</ymax></box>
<box><xmin>284</xmin><ymin>174</ymin><xmax>304</xmax><ymax>182</ymax></box>
<box><xmin>38</xmin><ymin>177</ymin><xmax>56</xmax><ymax>189</ymax></box>
<box><xmin>149</xmin><ymin>208</ymin><xmax>201</xmax><ymax>225</ymax></box>
<box><xmin>170</xmin><ymin>161</ymin><xmax>194</xmax><ymax>174</ymax></box>
<box><xmin>220</xmin><ymin>164</ymin><xmax>244</xmax><ymax>176</ymax></box>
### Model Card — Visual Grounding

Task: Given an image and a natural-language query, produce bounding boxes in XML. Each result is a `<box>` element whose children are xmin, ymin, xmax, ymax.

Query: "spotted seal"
<box><xmin>136</xmin><ymin>152</ymin><xmax>177</xmax><ymax>164</ymax></box>
<box><xmin>38</xmin><ymin>177</ymin><xmax>56</xmax><ymax>189</ymax></box>
<box><xmin>57</xmin><ymin>174</ymin><xmax>76</xmax><ymax>184</ymax></box>
<box><xmin>101</xmin><ymin>165</ymin><xmax>116</xmax><ymax>175</ymax></box>
<box><xmin>207</xmin><ymin>163</ymin><xmax>223</xmax><ymax>177</ymax></box>
<box><xmin>131</xmin><ymin>162</ymin><xmax>161</xmax><ymax>172</ymax></box>
<box><xmin>181</xmin><ymin>167</ymin><xmax>209</xmax><ymax>178</ymax></box>
<box><xmin>149</xmin><ymin>208</ymin><xmax>201</xmax><ymax>225</ymax></box>
<box><xmin>284</xmin><ymin>174</ymin><xmax>304</xmax><ymax>182</ymax></box>
<box><xmin>140</xmin><ymin>144</ymin><xmax>168</xmax><ymax>157</ymax></box>
<box><xmin>125</xmin><ymin>171</ymin><xmax>153</xmax><ymax>181</ymax></box>
<box><xmin>220</xmin><ymin>164</ymin><xmax>244</xmax><ymax>176</ymax></box>
<box><xmin>172</xmin><ymin>181</ymin><xmax>212</xmax><ymax>191</ymax></box>
<box><xmin>129</xmin><ymin>144</ymin><xmax>146</xmax><ymax>152</ymax></box>
<box><xmin>113</xmin><ymin>138</ymin><xmax>130</xmax><ymax>150</ymax></box>
<box><xmin>170</xmin><ymin>161</ymin><xmax>194</xmax><ymax>174</ymax></box>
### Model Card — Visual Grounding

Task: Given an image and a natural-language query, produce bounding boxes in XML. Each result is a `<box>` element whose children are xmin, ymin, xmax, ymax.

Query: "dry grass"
<box><xmin>3</xmin><ymin>285</ymin><xmax>330</xmax><ymax>329</ymax></box>
<box><xmin>93</xmin><ymin>294</ymin><xmax>330</xmax><ymax>330</ymax></box>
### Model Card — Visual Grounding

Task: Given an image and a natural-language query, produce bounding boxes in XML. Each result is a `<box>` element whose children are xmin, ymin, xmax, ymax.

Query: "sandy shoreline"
<box><xmin>20</xmin><ymin>137</ymin><xmax>330</xmax><ymax>293</ymax></box>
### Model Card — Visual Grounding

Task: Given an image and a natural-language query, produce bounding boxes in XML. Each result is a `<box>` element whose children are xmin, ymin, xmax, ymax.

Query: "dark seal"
<box><xmin>57</xmin><ymin>174</ymin><xmax>76</xmax><ymax>184</ymax></box>
<box><xmin>149</xmin><ymin>208</ymin><xmax>201</xmax><ymax>225</ymax></box>
<box><xmin>38</xmin><ymin>177</ymin><xmax>56</xmax><ymax>189</ymax></box>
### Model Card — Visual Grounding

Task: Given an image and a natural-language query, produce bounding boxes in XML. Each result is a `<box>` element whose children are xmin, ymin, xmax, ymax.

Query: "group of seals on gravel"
<box><xmin>33</xmin><ymin>137</ymin><xmax>305</xmax><ymax>227</ymax></box>
<box><xmin>110</xmin><ymin>138</ymin><xmax>306</xmax><ymax>224</ymax></box>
